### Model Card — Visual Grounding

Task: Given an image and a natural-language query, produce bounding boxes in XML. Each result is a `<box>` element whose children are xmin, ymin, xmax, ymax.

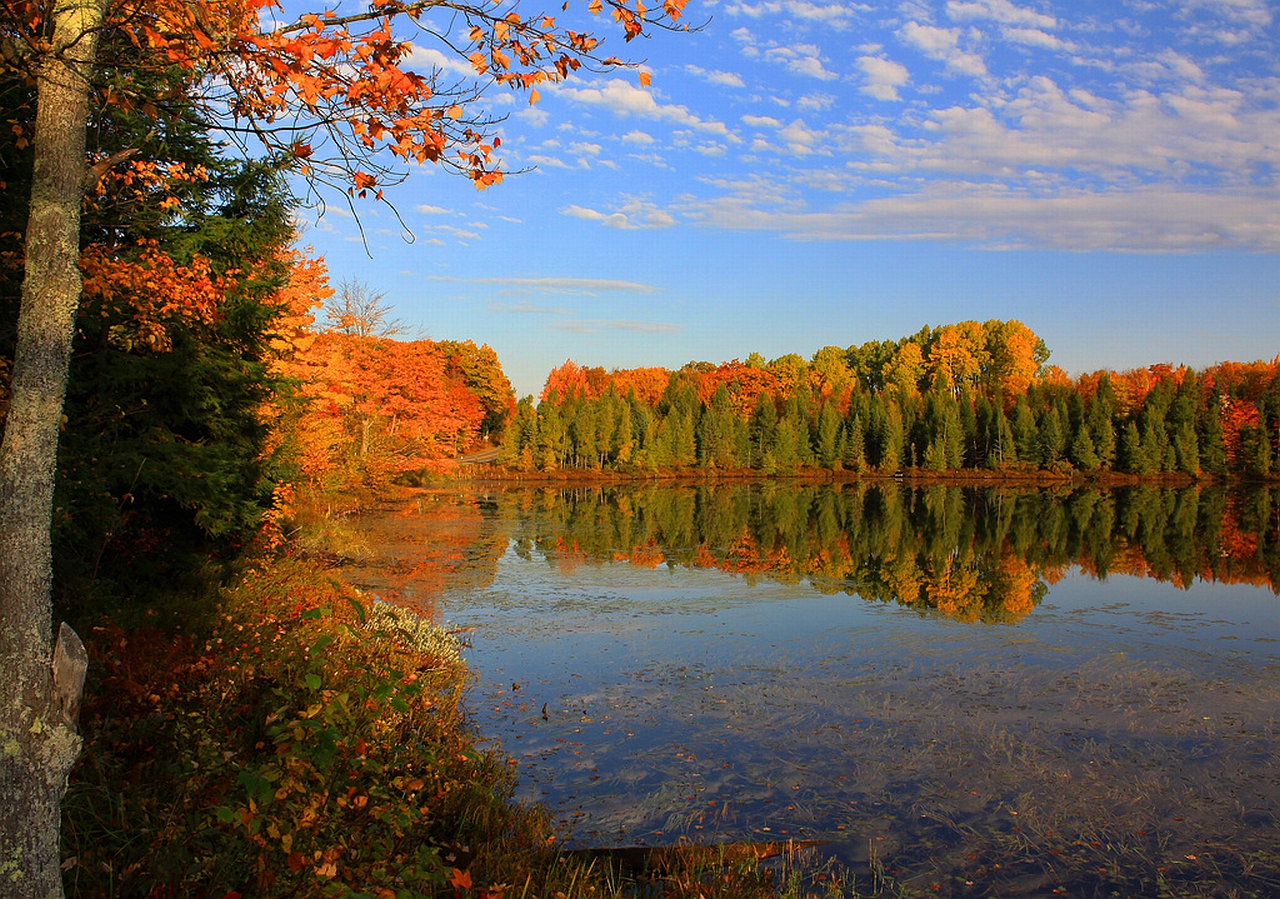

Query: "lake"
<box><xmin>344</xmin><ymin>481</ymin><xmax>1280</xmax><ymax>897</ymax></box>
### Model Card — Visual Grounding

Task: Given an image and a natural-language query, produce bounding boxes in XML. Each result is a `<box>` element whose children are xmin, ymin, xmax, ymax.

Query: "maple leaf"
<box><xmin>450</xmin><ymin>867</ymin><xmax>473</xmax><ymax>890</ymax></box>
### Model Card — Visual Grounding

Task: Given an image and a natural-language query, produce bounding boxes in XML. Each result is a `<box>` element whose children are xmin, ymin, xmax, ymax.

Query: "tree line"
<box><xmin>498</xmin><ymin>322</ymin><xmax>1280</xmax><ymax>479</ymax></box>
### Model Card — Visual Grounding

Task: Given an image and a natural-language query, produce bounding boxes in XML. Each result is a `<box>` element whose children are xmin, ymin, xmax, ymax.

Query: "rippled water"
<box><xmin>347</xmin><ymin>483</ymin><xmax>1280</xmax><ymax>896</ymax></box>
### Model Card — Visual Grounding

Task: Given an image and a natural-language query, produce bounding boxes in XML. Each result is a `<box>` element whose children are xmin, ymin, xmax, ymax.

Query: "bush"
<box><xmin>63</xmin><ymin>559</ymin><xmax>535</xmax><ymax>898</ymax></box>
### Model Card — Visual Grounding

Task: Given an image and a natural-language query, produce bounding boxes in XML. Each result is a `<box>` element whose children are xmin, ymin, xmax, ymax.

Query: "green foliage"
<box><xmin>63</xmin><ymin>560</ymin><xmax>534</xmax><ymax>898</ymax></box>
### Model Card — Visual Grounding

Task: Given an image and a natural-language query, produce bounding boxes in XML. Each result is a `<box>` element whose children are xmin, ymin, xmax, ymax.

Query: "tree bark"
<box><xmin>0</xmin><ymin>1</ymin><xmax>104</xmax><ymax>896</ymax></box>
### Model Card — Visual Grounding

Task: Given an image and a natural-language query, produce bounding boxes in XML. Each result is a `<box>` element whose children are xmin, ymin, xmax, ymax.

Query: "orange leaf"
<box><xmin>638</xmin><ymin>71</ymin><xmax>651</xmax><ymax>87</ymax></box>
<box><xmin>447</xmin><ymin>105</ymin><xmax>464</xmax><ymax>120</ymax></box>
<box><xmin>529</xmin><ymin>89</ymin><xmax>541</xmax><ymax>105</ymax></box>
<box><xmin>450</xmin><ymin>868</ymin><xmax>473</xmax><ymax>890</ymax></box>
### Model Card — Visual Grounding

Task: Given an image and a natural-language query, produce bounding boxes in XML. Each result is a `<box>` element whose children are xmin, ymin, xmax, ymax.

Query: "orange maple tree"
<box><xmin>3</xmin><ymin>0</ymin><xmax>693</xmax><ymax>890</ymax></box>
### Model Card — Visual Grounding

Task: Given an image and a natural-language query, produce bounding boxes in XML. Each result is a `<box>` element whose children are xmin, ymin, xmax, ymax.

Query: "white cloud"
<box><xmin>946</xmin><ymin>0</ymin><xmax>1056</xmax><ymax>28</ymax></box>
<box><xmin>526</xmin><ymin>154</ymin><xmax>573</xmax><ymax>169</ymax></box>
<box><xmin>555</xmin><ymin>79</ymin><xmax>729</xmax><ymax>134</ymax></box>
<box><xmin>797</xmin><ymin>92</ymin><xmax>837</xmax><ymax>111</ymax></box>
<box><xmin>1180</xmin><ymin>0</ymin><xmax>1272</xmax><ymax>27</ymax></box>
<box><xmin>1001</xmin><ymin>27</ymin><xmax>1072</xmax><ymax>51</ymax></box>
<box><xmin>764</xmin><ymin>43</ymin><xmax>839</xmax><ymax>80</ymax></box>
<box><xmin>425</xmin><ymin>224</ymin><xmax>483</xmax><ymax>241</ymax></box>
<box><xmin>415</xmin><ymin>204</ymin><xmax>454</xmax><ymax>215</ymax></box>
<box><xmin>686</xmin><ymin>65</ymin><xmax>747</xmax><ymax>88</ymax></box>
<box><xmin>725</xmin><ymin>0</ymin><xmax>859</xmax><ymax>27</ymax></box>
<box><xmin>405</xmin><ymin>45</ymin><xmax>481</xmax><ymax>78</ymax></box>
<box><xmin>779</xmin><ymin>118</ymin><xmax>825</xmax><ymax>155</ymax></box>
<box><xmin>621</xmin><ymin>130</ymin><xmax>656</xmax><ymax>144</ymax></box>
<box><xmin>430</xmin><ymin>276</ymin><xmax>660</xmax><ymax>294</ymax></box>
<box><xmin>563</xmin><ymin>198</ymin><xmax>678</xmax><ymax>229</ymax></box>
<box><xmin>682</xmin><ymin>181</ymin><xmax>1280</xmax><ymax>251</ymax></box>
<box><xmin>742</xmin><ymin>114</ymin><xmax>783</xmax><ymax>128</ymax></box>
<box><xmin>900</xmin><ymin>22</ymin><xmax>987</xmax><ymax>77</ymax></box>
<box><xmin>858</xmin><ymin>56</ymin><xmax>910</xmax><ymax>101</ymax></box>
<box><xmin>553</xmin><ymin>319</ymin><xmax>682</xmax><ymax>334</ymax></box>
<box><xmin>488</xmin><ymin>300</ymin><xmax>571</xmax><ymax>314</ymax></box>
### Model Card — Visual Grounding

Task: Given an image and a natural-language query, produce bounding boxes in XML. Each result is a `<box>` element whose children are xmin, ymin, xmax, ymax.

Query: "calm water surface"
<box><xmin>349</xmin><ymin>482</ymin><xmax>1280</xmax><ymax>895</ymax></box>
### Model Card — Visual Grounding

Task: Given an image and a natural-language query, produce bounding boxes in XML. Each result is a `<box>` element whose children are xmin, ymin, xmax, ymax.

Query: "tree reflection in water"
<box><xmin>348</xmin><ymin>482</ymin><xmax>1280</xmax><ymax>897</ymax></box>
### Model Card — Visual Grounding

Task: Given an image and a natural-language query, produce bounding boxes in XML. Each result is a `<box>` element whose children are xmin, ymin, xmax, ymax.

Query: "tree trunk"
<box><xmin>0</xmin><ymin>2</ymin><xmax>104</xmax><ymax>897</ymax></box>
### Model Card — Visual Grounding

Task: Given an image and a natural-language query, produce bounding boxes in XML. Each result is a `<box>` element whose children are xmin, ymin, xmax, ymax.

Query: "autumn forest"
<box><xmin>3</xmin><ymin>0</ymin><xmax>1280</xmax><ymax>895</ymax></box>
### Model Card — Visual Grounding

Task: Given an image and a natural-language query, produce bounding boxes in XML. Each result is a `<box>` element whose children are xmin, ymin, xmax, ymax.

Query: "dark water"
<box><xmin>350</xmin><ymin>482</ymin><xmax>1280</xmax><ymax>896</ymax></box>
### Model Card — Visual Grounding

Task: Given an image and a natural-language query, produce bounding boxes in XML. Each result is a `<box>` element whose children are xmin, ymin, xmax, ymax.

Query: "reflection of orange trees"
<box><xmin>509</xmin><ymin>484</ymin><xmax>1278</xmax><ymax>622</ymax></box>
<box><xmin>550</xmin><ymin>536</ymin><xmax>588</xmax><ymax>573</ymax></box>
<box><xmin>994</xmin><ymin>556</ymin><xmax>1042</xmax><ymax>618</ymax></box>
<box><xmin>623</xmin><ymin>541</ymin><xmax>666</xmax><ymax>569</ymax></box>
<box><xmin>925</xmin><ymin>559</ymin><xmax>985</xmax><ymax>621</ymax></box>
<box><xmin>350</xmin><ymin>497</ymin><xmax>510</xmax><ymax>614</ymax></box>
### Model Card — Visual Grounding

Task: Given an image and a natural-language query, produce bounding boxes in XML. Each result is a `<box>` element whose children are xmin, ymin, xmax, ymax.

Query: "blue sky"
<box><xmin>294</xmin><ymin>0</ymin><xmax>1280</xmax><ymax>399</ymax></box>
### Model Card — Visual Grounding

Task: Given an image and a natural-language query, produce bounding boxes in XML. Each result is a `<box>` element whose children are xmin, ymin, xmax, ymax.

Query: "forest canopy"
<box><xmin>501</xmin><ymin>320</ymin><xmax>1280</xmax><ymax>480</ymax></box>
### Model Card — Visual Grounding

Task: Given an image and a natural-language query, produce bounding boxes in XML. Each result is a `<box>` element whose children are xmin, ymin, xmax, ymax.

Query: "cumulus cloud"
<box><xmin>797</xmin><ymin>92</ymin><xmax>837</xmax><ymax>111</ymax></box>
<box><xmin>946</xmin><ymin>0</ymin><xmax>1056</xmax><ymax>28</ymax></box>
<box><xmin>404</xmin><ymin>45</ymin><xmax>481</xmax><ymax>78</ymax></box>
<box><xmin>858</xmin><ymin>55</ymin><xmax>910</xmax><ymax>100</ymax></box>
<box><xmin>563</xmin><ymin>198</ymin><xmax>678</xmax><ymax>229</ymax></box>
<box><xmin>764</xmin><ymin>43</ymin><xmax>840</xmax><ymax>80</ymax></box>
<box><xmin>686</xmin><ymin>65</ymin><xmax>747</xmax><ymax>87</ymax></box>
<box><xmin>900</xmin><ymin>22</ymin><xmax>987</xmax><ymax>76</ymax></box>
<box><xmin>555</xmin><ymin>79</ymin><xmax>729</xmax><ymax>134</ymax></box>
<box><xmin>725</xmin><ymin>0</ymin><xmax>859</xmax><ymax>27</ymax></box>
<box><xmin>1001</xmin><ymin>26</ymin><xmax>1073</xmax><ymax>51</ymax></box>
<box><xmin>1180</xmin><ymin>0</ymin><xmax>1272</xmax><ymax>27</ymax></box>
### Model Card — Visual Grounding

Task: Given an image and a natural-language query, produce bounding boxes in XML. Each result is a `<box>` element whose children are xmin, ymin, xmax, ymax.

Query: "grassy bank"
<box><xmin>61</xmin><ymin>553</ymin><xmax>853</xmax><ymax>898</ymax></box>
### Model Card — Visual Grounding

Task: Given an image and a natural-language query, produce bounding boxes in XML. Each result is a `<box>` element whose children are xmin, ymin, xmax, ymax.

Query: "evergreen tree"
<box><xmin>816</xmin><ymin>402</ymin><xmax>842</xmax><ymax>468</ymax></box>
<box><xmin>499</xmin><ymin>396</ymin><xmax>538</xmax><ymax>467</ymax></box>
<box><xmin>1039</xmin><ymin>405</ymin><xmax>1066</xmax><ymax>465</ymax></box>
<box><xmin>536</xmin><ymin>393</ymin><xmax>567</xmax><ymax>470</ymax></box>
<box><xmin>1070</xmin><ymin>423</ymin><xmax>1101</xmax><ymax>471</ymax></box>
<box><xmin>750</xmin><ymin>390</ymin><xmax>779</xmax><ymax>467</ymax></box>
<box><xmin>1087</xmin><ymin>378</ymin><xmax>1118</xmax><ymax>470</ymax></box>
<box><xmin>697</xmin><ymin>384</ymin><xmax>741</xmax><ymax>468</ymax></box>
<box><xmin>1011</xmin><ymin>395</ymin><xmax>1040</xmax><ymax>466</ymax></box>
<box><xmin>1199</xmin><ymin>390</ymin><xmax>1229</xmax><ymax>477</ymax></box>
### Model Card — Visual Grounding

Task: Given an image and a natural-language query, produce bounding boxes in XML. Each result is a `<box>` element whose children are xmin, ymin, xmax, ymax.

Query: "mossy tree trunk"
<box><xmin>0</xmin><ymin>1</ymin><xmax>103</xmax><ymax>896</ymax></box>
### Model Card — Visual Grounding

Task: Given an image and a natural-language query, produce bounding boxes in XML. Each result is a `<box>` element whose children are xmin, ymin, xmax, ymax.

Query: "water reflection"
<box><xmin>498</xmin><ymin>482</ymin><xmax>1279</xmax><ymax>622</ymax></box>
<box><xmin>346</xmin><ymin>482</ymin><xmax>1280</xmax><ymax>897</ymax></box>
